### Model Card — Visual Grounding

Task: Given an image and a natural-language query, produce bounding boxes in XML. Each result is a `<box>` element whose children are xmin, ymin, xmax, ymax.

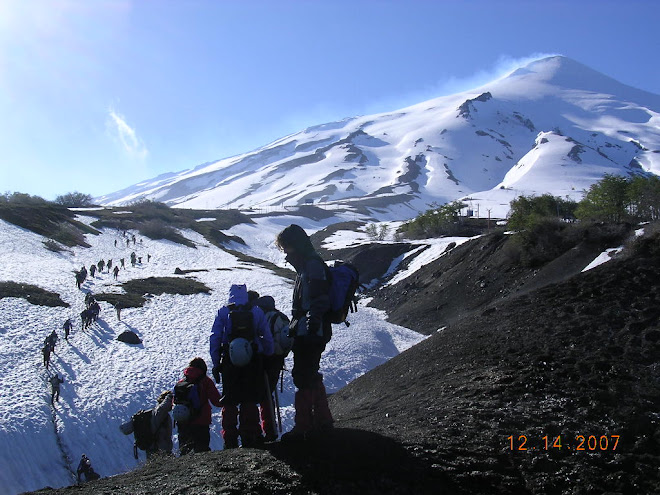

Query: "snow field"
<box><xmin>0</xmin><ymin>217</ymin><xmax>425</xmax><ymax>494</ymax></box>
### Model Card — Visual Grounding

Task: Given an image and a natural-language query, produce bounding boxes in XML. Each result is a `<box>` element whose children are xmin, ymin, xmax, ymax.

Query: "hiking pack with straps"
<box><xmin>228</xmin><ymin>304</ymin><xmax>254</xmax><ymax>342</ymax></box>
<box><xmin>266</xmin><ymin>309</ymin><xmax>292</xmax><ymax>355</ymax></box>
<box><xmin>131</xmin><ymin>409</ymin><xmax>154</xmax><ymax>454</ymax></box>
<box><xmin>172</xmin><ymin>377</ymin><xmax>202</xmax><ymax>424</ymax></box>
<box><xmin>326</xmin><ymin>261</ymin><xmax>361</xmax><ymax>326</ymax></box>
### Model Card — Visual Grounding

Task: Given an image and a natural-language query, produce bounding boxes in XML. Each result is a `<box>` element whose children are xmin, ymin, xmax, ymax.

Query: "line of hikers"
<box><xmin>120</xmin><ymin>224</ymin><xmax>360</xmax><ymax>460</ymax></box>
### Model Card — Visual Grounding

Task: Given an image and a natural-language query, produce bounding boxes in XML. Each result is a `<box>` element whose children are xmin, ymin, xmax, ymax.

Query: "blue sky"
<box><xmin>1</xmin><ymin>0</ymin><xmax>659</xmax><ymax>201</ymax></box>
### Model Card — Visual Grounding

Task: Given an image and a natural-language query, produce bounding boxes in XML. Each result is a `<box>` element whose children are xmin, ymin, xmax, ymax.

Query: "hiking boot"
<box><xmin>240</xmin><ymin>435</ymin><xmax>265</xmax><ymax>449</ymax></box>
<box><xmin>223</xmin><ymin>439</ymin><xmax>238</xmax><ymax>450</ymax></box>
<box><xmin>264</xmin><ymin>432</ymin><xmax>278</xmax><ymax>443</ymax></box>
<box><xmin>280</xmin><ymin>426</ymin><xmax>310</xmax><ymax>444</ymax></box>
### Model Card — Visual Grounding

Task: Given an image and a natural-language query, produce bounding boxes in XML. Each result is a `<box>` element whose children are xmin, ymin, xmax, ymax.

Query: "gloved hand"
<box><xmin>212</xmin><ymin>364</ymin><xmax>221</xmax><ymax>384</ymax></box>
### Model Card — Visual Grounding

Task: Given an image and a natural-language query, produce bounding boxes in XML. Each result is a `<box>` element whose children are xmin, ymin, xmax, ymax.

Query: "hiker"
<box><xmin>173</xmin><ymin>357</ymin><xmax>222</xmax><ymax>454</ymax></box>
<box><xmin>42</xmin><ymin>344</ymin><xmax>51</xmax><ymax>368</ymax></box>
<box><xmin>209</xmin><ymin>284</ymin><xmax>274</xmax><ymax>448</ymax></box>
<box><xmin>97</xmin><ymin>259</ymin><xmax>105</xmax><ymax>273</ymax></box>
<box><xmin>49</xmin><ymin>373</ymin><xmax>64</xmax><ymax>404</ymax></box>
<box><xmin>63</xmin><ymin>318</ymin><xmax>73</xmax><ymax>340</ymax></box>
<box><xmin>147</xmin><ymin>254</ymin><xmax>151</xmax><ymax>262</ymax></box>
<box><xmin>48</xmin><ymin>330</ymin><xmax>58</xmax><ymax>352</ymax></box>
<box><xmin>255</xmin><ymin>295</ymin><xmax>293</xmax><ymax>442</ymax></box>
<box><xmin>121</xmin><ymin>390</ymin><xmax>174</xmax><ymax>459</ymax></box>
<box><xmin>115</xmin><ymin>302</ymin><xmax>122</xmax><ymax>321</ymax></box>
<box><xmin>114</xmin><ymin>239</ymin><xmax>117</xmax><ymax>247</ymax></box>
<box><xmin>107</xmin><ymin>259</ymin><xmax>113</xmax><ymax>272</ymax></box>
<box><xmin>130</xmin><ymin>252</ymin><xmax>136</xmax><ymax>267</ymax></box>
<box><xmin>85</xmin><ymin>292</ymin><xmax>95</xmax><ymax>308</ymax></box>
<box><xmin>126</xmin><ymin>239</ymin><xmax>130</xmax><ymax>248</ymax></box>
<box><xmin>276</xmin><ymin>224</ymin><xmax>334</xmax><ymax>441</ymax></box>
<box><xmin>75</xmin><ymin>271</ymin><xmax>85</xmax><ymax>290</ymax></box>
<box><xmin>89</xmin><ymin>264</ymin><xmax>96</xmax><ymax>278</ymax></box>
<box><xmin>113</xmin><ymin>265</ymin><xmax>119</xmax><ymax>280</ymax></box>
<box><xmin>76</xmin><ymin>454</ymin><xmax>99</xmax><ymax>483</ymax></box>
<box><xmin>120</xmin><ymin>258</ymin><xmax>125</xmax><ymax>269</ymax></box>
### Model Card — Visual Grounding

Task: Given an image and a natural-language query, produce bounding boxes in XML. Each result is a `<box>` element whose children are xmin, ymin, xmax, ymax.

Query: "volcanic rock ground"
<box><xmin>30</xmin><ymin>227</ymin><xmax>660</xmax><ymax>495</ymax></box>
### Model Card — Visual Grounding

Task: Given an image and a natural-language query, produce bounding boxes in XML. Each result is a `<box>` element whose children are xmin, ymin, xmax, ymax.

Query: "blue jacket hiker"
<box><xmin>210</xmin><ymin>284</ymin><xmax>274</xmax><ymax>448</ymax></box>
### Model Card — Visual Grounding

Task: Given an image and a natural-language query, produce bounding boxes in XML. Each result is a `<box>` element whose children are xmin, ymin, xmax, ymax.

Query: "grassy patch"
<box><xmin>0</xmin><ymin>281</ymin><xmax>68</xmax><ymax>307</ymax></box>
<box><xmin>87</xmin><ymin>205</ymin><xmax>251</xmax><ymax>248</ymax></box>
<box><xmin>96</xmin><ymin>276</ymin><xmax>211</xmax><ymax>308</ymax></box>
<box><xmin>0</xmin><ymin>203</ymin><xmax>100</xmax><ymax>247</ymax></box>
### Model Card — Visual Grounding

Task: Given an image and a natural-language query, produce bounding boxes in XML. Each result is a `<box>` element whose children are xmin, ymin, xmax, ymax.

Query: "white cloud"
<box><xmin>107</xmin><ymin>108</ymin><xmax>148</xmax><ymax>159</ymax></box>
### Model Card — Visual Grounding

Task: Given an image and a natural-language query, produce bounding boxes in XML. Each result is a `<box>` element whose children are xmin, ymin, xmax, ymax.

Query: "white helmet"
<box><xmin>273</xmin><ymin>321</ymin><xmax>293</xmax><ymax>355</ymax></box>
<box><xmin>229</xmin><ymin>338</ymin><xmax>253</xmax><ymax>367</ymax></box>
<box><xmin>172</xmin><ymin>404</ymin><xmax>191</xmax><ymax>423</ymax></box>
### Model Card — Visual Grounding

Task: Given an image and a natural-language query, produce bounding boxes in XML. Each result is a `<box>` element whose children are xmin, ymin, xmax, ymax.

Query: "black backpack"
<box><xmin>131</xmin><ymin>409</ymin><xmax>154</xmax><ymax>456</ymax></box>
<box><xmin>172</xmin><ymin>377</ymin><xmax>202</xmax><ymax>424</ymax></box>
<box><xmin>228</xmin><ymin>305</ymin><xmax>254</xmax><ymax>342</ymax></box>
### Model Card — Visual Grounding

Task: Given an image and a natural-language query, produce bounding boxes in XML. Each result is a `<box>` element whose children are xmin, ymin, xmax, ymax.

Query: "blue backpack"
<box><xmin>172</xmin><ymin>377</ymin><xmax>202</xmax><ymax>424</ymax></box>
<box><xmin>326</xmin><ymin>262</ymin><xmax>361</xmax><ymax>326</ymax></box>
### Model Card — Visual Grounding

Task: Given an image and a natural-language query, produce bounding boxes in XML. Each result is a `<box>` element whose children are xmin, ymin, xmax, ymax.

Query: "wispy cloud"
<box><xmin>107</xmin><ymin>108</ymin><xmax>148</xmax><ymax>159</ymax></box>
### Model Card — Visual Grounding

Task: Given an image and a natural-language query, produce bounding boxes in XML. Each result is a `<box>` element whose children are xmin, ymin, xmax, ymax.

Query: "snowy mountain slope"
<box><xmin>98</xmin><ymin>56</ymin><xmax>660</xmax><ymax>219</ymax></box>
<box><xmin>0</xmin><ymin>216</ymin><xmax>424</xmax><ymax>495</ymax></box>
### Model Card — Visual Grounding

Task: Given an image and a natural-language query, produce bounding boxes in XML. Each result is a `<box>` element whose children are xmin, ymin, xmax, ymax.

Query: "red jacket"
<box><xmin>181</xmin><ymin>366</ymin><xmax>222</xmax><ymax>425</ymax></box>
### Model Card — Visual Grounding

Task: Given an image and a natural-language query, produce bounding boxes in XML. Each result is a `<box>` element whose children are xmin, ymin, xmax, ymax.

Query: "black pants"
<box><xmin>178</xmin><ymin>424</ymin><xmax>210</xmax><ymax>454</ymax></box>
<box><xmin>291</xmin><ymin>339</ymin><xmax>326</xmax><ymax>390</ymax></box>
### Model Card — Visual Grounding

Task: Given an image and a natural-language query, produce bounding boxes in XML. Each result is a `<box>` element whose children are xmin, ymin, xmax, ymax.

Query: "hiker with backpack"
<box><xmin>42</xmin><ymin>343</ymin><xmax>51</xmax><ymax>368</ymax></box>
<box><xmin>209</xmin><ymin>284</ymin><xmax>274</xmax><ymax>448</ymax></box>
<box><xmin>255</xmin><ymin>295</ymin><xmax>293</xmax><ymax>442</ymax></box>
<box><xmin>173</xmin><ymin>357</ymin><xmax>222</xmax><ymax>454</ymax></box>
<box><xmin>275</xmin><ymin>224</ymin><xmax>335</xmax><ymax>441</ymax></box>
<box><xmin>120</xmin><ymin>390</ymin><xmax>174</xmax><ymax>459</ymax></box>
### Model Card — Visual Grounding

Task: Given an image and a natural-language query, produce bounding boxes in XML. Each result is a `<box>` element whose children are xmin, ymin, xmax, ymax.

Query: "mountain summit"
<box><xmin>98</xmin><ymin>56</ymin><xmax>660</xmax><ymax>219</ymax></box>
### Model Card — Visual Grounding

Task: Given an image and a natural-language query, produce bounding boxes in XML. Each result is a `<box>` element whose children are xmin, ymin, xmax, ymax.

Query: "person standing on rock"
<box><xmin>209</xmin><ymin>284</ymin><xmax>274</xmax><ymax>449</ymax></box>
<box><xmin>275</xmin><ymin>224</ymin><xmax>334</xmax><ymax>442</ymax></box>
<box><xmin>174</xmin><ymin>357</ymin><xmax>223</xmax><ymax>454</ymax></box>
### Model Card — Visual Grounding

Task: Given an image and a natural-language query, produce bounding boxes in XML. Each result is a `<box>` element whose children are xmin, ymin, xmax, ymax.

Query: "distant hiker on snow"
<box><xmin>114</xmin><ymin>302</ymin><xmax>122</xmax><ymax>321</ymax></box>
<box><xmin>120</xmin><ymin>258</ymin><xmax>125</xmax><ymax>269</ymax></box>
<box><xmin>120</xmin><ymin>390</ymin><xmax>174</xmax><ymax>459</ymax></box>
<box><xmin>255</xmin><ymin>295</ymin><xmax>293</xmax><ymax>441</ymax></box>
<box><xmin>173</xmin><ymin>357</ymin><xmax>222</xmax><ymax>454</ymax></box>
<box><xmin>276</xmin><ymin>224</ymin><xmax>334</xmax><ymax>441</ymax></box>
<box><xmin>47</xmin><ymin>330</ymin><xmax>58</xmax><ymax>353</ymax></box>
<box><xmin>113</xmin><ymin>265</ymin><xmax>119</xmax><ymax>280</ymax></box>
<box><xmin>107</xmin><ymin>259</ymin><xmax>113</xmax><ymax>272</ymax></box>
<box><xmin>76</xmin><ymin>454</ymin><xmax>99</xmax><ymax>483</ymax></box>
<box><xmin>97</xmin><ymin>259</ymin><xmax>105</xmax><ymax>273</ymax></box>
<box><xmin>42</xmin><ymin>344</ymin><xmax>51</xmax><ymax>368</ymax></box>
<box><xmin>89</xmin><ymin>264</ymin><xmax>96</xmax><ymax>278</ymax></box>
<box><xmin>63</xmin><ymin>319</ymin><xmax>73</xmax><ymax>340</ymax></box>
<box><xmin>130</xmin><ymin>252</ymin><xmax>137</xmax><ymax>267</ymax></box>
<box><xmin>210</xmin><ymin>284</ymin><xmax>274</xmax><ymax>448</ymax></box>
<box><xmin>49</xmin><ymin>373</ymin><xmax>64</xmax><ymax>404</ymax></box>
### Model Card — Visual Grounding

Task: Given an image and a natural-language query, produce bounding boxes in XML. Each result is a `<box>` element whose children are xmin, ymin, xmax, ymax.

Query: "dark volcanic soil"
<box><xmin>30</xmin><ymin>229</ymin><xmax>660</xmax><ymax>495</ymax></box>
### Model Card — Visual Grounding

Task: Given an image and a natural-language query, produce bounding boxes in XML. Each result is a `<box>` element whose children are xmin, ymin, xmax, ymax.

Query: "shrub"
<box><xmin>575</xmin><ymin>174</ymin><xmax>630</xmax><ymax>223</ymax></box>
<box><xmin>55</xmin><ymin>191</ymin><xmax>94</xmax><ymax>207</ymax></box>
<box><xmin>399</xmin><ymin>201</ymin><xmax>467</xmax><ymax>239</ymax></box>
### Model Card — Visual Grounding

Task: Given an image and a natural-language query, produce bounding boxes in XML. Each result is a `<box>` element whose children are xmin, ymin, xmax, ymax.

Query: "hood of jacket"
<box><xmin>183</xmin><ymin>366</ymin><xmax>204</xmax><ymax>382</ymax></box>
<box><xmin>228</xmin><ymin>284</ymin><xmax>248</xmax><ymax>306</ymax></box>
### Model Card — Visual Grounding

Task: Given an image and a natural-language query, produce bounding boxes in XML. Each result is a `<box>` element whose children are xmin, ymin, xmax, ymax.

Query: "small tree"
<box><xmin>575</xmin><ymin>174</ymin><xmax>630</xmax><ymax>223</ymax></box>
<box><xmin>508</xmin><ymin>194</ymin><xmax>577</xmax><ymax>231</ymax></box>
<box><xmin>628</xmin><ymin>175</ymin><xmax>660</xmax><ymax>221</ymax></box>
<box><xmin>55</xmin><ymin>191</ymin><xmax>94</xmax><ymax>207</ymax></box>
<box><xmin>365</xmin><ymin>223</ymin><xmax>379</xmax><ymax>240</ymax></box>
<box><xmin>377</xmin><ymin>223</ymin><xmax>390</xmax><ymax>241</ymax></box>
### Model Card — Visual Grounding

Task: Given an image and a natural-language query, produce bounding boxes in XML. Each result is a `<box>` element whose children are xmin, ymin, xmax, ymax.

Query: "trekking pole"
<box><xmin>263</xmin><ymin>372</ymin><xmax>277</xmax><ymax>437</ymax></box>
<box><xmin>274</xmin><ymin>376</ymin><xmax>282</xmax><ymax>433</ymax></box>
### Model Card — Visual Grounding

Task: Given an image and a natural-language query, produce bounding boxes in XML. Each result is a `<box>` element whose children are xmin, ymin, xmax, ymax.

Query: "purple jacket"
<box><xmin>209</xmin><ymin>284</ymin><xmax>274</xmax><ymax>368</ymax></box>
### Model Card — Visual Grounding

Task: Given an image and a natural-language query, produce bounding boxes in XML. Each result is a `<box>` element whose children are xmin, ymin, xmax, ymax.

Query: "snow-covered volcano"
<box><xmin>98</xmin><ymin>56</ymin><xmax>660</xmax><ymax>218</ymax></box>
